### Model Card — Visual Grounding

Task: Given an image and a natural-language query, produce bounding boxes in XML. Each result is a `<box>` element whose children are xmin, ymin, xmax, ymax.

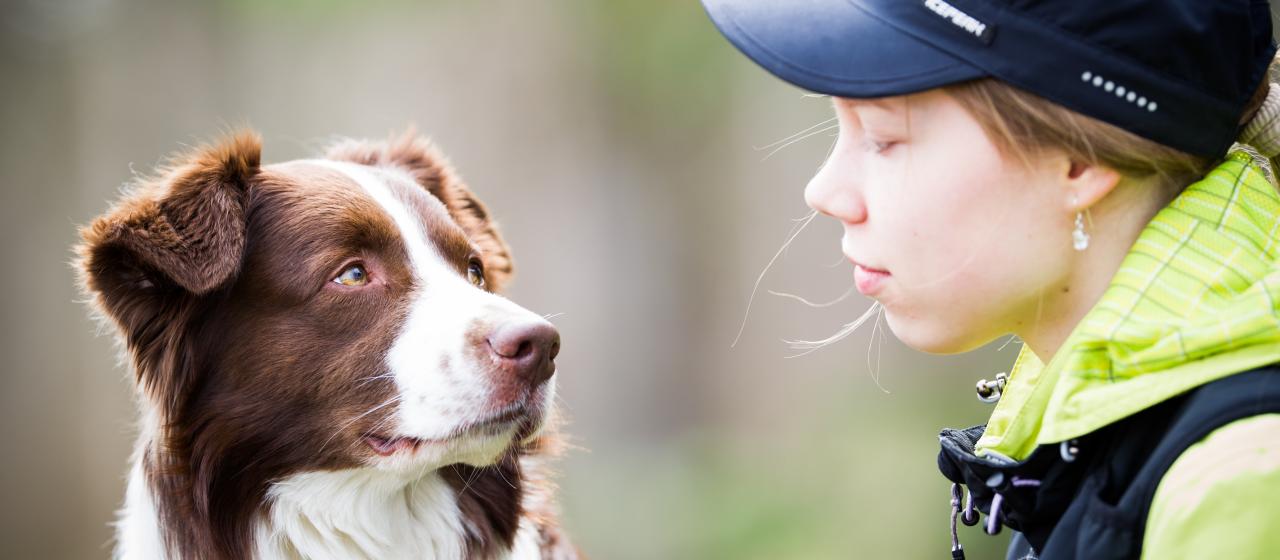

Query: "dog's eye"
<box><xmin>333</xmin><ymin>264</ymin><xmax>369</xmax><ymax>287</ymax></box>
<box><xmin>467</xmin><ymin>259</ymin><xmax>486</xmax><ymax>288</ymax></box>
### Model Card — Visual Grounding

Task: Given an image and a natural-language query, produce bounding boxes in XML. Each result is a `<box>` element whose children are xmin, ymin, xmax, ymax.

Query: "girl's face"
<box><xmin>806</xmin><ymin>90</ymin><xmax>1077</xmax><ymax>354</ymax></box>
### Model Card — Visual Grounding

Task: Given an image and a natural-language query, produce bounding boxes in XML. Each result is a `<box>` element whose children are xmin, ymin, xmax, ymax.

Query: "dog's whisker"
<box><xmin>353</xmin><ymin>372</ymin><xmax>397</xmax><ymax>389</ymax></box>
<box><xmin>542</xmin><ymin>312</ymin><xmax>566</xmax><ymax>321</ymax></box>
<box><xmin>318</xmin><ymin>395</ymin><xmax>404</xmax><ymax>455</ymax></box>
<box><xmin>492</xmin><ymin>462</ymin><xmax>518</xmax><ymax>490</ymax></box>
<box><xmin>335</xmin><ymin>407</ymin><xmax>410</xmax><ymax>458</ymax></box>
<box><xmin>456</xmin><ymin>464</ymin><xmax>486</xmax><ymax>498</ymax></box>
<box><xmin>552</xmin><ymin>392</ymin><xmax>573</xmax><ymax>413</ymax></box>
<box><xmin>413</xmin><ymin>454</ymin><xmax>434</xmax><ymax>486</ymax></box>
<box><xmin>450</xmin><ymin>464</ymin><xmax>470</xmax><ymax>496</ymax></box>
<box><xmin>360</xmin><ymin>413</ymin><xmax>401</xmax><ymax>444</ymax></box>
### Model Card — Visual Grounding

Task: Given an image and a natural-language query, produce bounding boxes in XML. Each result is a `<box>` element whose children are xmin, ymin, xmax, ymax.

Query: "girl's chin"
<box><xmin>882</xmin><ymin>309</ymin><xmax>992</xmax><ymax>355</ymax></box>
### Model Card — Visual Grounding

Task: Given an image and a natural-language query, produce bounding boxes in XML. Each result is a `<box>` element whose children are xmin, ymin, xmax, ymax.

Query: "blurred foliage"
<box><xmin>572</xmin><ymin>0</ymin><xmax>736</xmax><ymax>145</ymax></box>
<box><xmin>562</xmin><ymin>381</ymin><xmax>1011</xmax><ymax>559</ymax></box>
<box><xmin>223</xmin><ymin>0</ymin><xmax>435</xmax><ymax>20</ymax></box>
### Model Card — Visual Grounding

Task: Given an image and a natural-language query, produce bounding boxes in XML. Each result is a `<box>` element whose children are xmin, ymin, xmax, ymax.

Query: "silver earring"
<box><xmin>1073</xmin><ymin>211</ymin><xmax>1090</xmax><ymax>251</ymax></box>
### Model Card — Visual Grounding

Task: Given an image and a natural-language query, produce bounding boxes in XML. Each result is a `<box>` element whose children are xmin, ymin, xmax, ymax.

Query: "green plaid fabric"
<box><xmin>979</xmin><ymin>150</ymin><xmax>1280</xmax><ymax>460</ymax></box>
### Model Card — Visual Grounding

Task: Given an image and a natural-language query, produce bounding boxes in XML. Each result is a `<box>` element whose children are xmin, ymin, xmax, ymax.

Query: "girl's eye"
<box><xmin>467</xmin><ymin>259</ymin><xmax>486</xmax><ymax>288</ymax></box>
<box><xmin>333</xmin><ymin>264</ymin><xmax>369</xmax><ymax>287</ymax></box>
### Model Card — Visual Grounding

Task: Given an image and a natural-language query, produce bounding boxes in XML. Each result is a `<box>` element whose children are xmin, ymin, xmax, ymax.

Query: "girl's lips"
<box><xmin>853</xmin><ymin>263</ymin><xmax>890</xmax><ymax>295</ymax></box>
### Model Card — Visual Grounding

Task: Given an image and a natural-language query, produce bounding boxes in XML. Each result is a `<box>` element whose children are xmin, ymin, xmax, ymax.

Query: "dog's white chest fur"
<box><xmin>257</xmin><ymin>470</ymin><xmax>467</xmax><ymax>559</ymax></box>
<box><xmin>117</xmin><ymin>463</ymin><xmax>541</xmax><ymax>560</ymax></box>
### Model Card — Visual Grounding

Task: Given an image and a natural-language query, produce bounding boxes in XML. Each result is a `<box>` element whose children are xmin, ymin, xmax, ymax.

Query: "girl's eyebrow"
<box><xmin>857</xmin><ymin>103</ymin><xmax>910</xmax><ymax>132</ymax></box>
<box><xmin>840</xmin><ymin>99</ymin><xmax>909</xmax><ymax>128</ymax></box>
<box><xmin>860</xmin><ymin>98</ymin><xmax>907</xmax><ymax>114</ymax></box>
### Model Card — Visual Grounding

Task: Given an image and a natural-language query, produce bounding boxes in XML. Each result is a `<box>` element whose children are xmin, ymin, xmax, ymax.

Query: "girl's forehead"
<box><xmin>836</xmin><ymin>90</ymin><xmax>962</xmax><ymax>121</ymax></box>
<box><xmin>835</xmin><ymin>94</ymin><xmax>950</xmax><ymax>120</ymax></box>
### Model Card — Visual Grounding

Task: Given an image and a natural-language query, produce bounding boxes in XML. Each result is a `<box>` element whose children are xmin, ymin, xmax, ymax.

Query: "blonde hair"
<box><xmin>944</xmin><ymin>78</ymin><xmax>1219</xmax><ymax>194</ymax></box>
<box><xmin>943</xmin><ymin>65</ymin><xmax>1280</xmax><ymax>194</ymax></box>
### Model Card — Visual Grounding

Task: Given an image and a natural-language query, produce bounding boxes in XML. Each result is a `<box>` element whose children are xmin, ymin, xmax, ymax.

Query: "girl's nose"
<box><xmin>804</xmin><ymin>155</ymin><xmax>867</xmax><ymax>224</ymax></box>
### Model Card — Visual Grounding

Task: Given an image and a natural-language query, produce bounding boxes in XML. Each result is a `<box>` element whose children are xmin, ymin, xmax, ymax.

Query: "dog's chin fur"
<box><xmin>81</xmin><ymin>130</ymin><xmax>577</xmax><ymax>560</ymax></box>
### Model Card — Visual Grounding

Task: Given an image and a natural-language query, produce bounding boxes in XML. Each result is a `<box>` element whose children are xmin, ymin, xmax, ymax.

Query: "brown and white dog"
<box><xmin>77</xmin><ymin>130</ymin><xmax>577</xmax><ymax>559</ymax></box>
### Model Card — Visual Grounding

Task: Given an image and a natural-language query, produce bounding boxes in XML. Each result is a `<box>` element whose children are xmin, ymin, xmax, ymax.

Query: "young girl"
<box><xmin>703</xmin><ymin>1</ymin><xmax>1280</xmax><ymax>558</ymax></box>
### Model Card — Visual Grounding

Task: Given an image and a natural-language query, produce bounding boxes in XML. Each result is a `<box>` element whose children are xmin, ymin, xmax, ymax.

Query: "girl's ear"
<box><xmin>1063</xmin><ymin>158</ymin><xmax>1123</xmax><ymax>211</ymax></box>
<box><xmin>325</xmin><ymin>130</ymin><xmax>514</xmax><ymax>291</ymax></box>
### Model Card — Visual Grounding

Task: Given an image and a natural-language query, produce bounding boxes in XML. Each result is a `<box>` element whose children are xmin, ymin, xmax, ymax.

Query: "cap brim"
<box><xmin>703</xmin><ymin>0</ymin><xmax>986</xmax><ymax>98</ymax></box>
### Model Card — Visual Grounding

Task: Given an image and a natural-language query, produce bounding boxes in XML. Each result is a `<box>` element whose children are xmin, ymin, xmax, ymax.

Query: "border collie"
<box><xmin>77</xmin><ymin>130</ymin><xmax>578</xmax><ymax>559</ymax></box>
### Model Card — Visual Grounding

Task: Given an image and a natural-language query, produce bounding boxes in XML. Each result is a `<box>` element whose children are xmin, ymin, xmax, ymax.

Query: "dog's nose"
<box><xmin>487</xmin><ymin>320</ymin><xmax>560</xmax><ymax>387</ymax></box>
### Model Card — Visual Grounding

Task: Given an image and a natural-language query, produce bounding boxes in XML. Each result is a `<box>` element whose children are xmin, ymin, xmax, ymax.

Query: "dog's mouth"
<box><xmin>363</xmin><ymin>434</ymin><xmax>423</xmax><ymax>456</ymax></box>
<box><xmin>363</xmin><ymin>405</ymin><xmax>532</xmax><ymax>457</ymax></box>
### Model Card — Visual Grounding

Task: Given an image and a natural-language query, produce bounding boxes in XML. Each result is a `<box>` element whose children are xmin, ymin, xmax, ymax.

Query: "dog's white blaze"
<box><xmin>305</xmin><ymin>161</ymin><xmax>549</xmax><ymax>459</ymax></box>
<box><xmin>304</xmin><ymin>161</ymin><xmax>440</xmax><ymax>281</ymax></box>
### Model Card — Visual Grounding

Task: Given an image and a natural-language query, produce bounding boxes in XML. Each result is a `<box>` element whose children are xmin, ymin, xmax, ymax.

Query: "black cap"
<box><xmin>703</xmin><ymin>0</ymin><xmax>1277</xmax><ymax>158</ymax></box>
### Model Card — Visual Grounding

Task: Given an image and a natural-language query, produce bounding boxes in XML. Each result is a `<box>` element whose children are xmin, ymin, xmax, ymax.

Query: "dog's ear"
<box><xmin>77</xmin><ymin>131</ymin><xmax>260</xmax><ymax>387</ymax></box>
<box><xmin>326</xmin><ymin>131</ymin><xmax>514</xmax><ymax>291</ymax></box>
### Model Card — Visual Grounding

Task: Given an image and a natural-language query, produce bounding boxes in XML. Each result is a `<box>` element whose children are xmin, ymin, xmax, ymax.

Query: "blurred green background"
<box><xmin>1</xmin><ymin>1</ymin><xmax>1039</xmax><ymax>558</ymax></box>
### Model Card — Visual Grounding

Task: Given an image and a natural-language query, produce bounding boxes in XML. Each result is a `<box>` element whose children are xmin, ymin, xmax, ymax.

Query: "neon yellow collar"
<box><xmin>978</xmin><ymin>151</ymin><xmax>1280</xmax><ymax>459</ymax></box>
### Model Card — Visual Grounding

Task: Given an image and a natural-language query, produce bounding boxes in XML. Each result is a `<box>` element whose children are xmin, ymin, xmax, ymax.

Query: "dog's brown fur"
<box><xmin>77</xmin><ymin>130</ymin><xmax>576</xmax><ymax>559</ymax></box>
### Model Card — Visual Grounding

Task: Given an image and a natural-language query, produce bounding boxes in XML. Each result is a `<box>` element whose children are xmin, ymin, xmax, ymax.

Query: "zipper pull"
<box><xmin>949</xmin><ymin>483</ymin><xmax>968</xmax><ymax>560</ymax></box>
<box><xmin>1059</xmin><ymin>439</ymin><xmax>1080</xmax><ymax>462</ymax></box>
<box><xmin>976</xmin><ymin>372</ymin><xmax>1008</xmax><ymax>403</ymax></box>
